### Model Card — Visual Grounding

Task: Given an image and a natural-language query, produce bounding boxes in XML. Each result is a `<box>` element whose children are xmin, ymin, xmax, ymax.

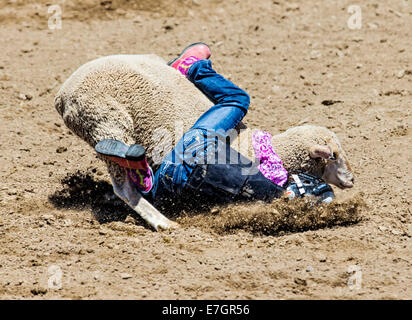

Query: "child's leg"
<box><xmin>187</xmin><ymin>59</ymin><xmax>250</xmax><ymax>132</ymax></box>
<box><xmin>152</xmin><ymin>60</ymin><xmax>251</xmax><ymax>199</ymax></box>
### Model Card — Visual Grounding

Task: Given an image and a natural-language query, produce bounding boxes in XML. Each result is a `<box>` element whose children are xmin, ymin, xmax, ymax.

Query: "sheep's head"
<box><xmin>271</xmin><ymin>125</ymin><xmax>354</xmax><ymax>189</ymax></box>
<box><xmin>309</xmin><ymin>137</ymin><xmax>354</xmax><ymax>189</ymax></box>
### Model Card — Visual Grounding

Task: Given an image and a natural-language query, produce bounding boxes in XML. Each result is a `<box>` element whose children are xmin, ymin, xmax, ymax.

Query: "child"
<box><xmin>95</xmin><ymin>43</ymin><xmax>334</xmax><ymax>207</ymax></box>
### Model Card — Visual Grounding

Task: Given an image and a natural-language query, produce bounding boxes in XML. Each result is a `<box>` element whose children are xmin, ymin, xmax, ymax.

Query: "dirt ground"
<box><xmin>0</xmin><ymin>0</ymin><xmax>411</xmax><ymax>299</ymax></box>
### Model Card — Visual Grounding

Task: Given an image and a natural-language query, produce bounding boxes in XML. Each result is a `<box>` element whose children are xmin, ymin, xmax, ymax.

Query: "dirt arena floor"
<box><xmin>0</xmin><ymin>0</ymin><xmax>411</xmax><ymax>299</ymax></box>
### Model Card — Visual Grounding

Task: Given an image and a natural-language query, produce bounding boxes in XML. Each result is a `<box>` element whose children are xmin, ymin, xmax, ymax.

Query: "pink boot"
<box><xmin>95</xmin><ymin>139</ymin><xmax>153</xmax><ymax>194</ymax></box>
<box><xmin>168</xmin><ymin>42</ymin><xmax>211</xmax><ymax>76</ymax></box>
<box><xmin>126</xmin><ymin>167</ymin><xmax>153</xmax><ymax>195</ymax></box>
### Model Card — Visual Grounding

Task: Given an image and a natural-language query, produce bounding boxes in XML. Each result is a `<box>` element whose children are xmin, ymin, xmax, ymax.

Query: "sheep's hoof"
<box><xmin>155</xmin><ymin>220</ymin><xmax>180</xmax><ymax>231</ymax></box>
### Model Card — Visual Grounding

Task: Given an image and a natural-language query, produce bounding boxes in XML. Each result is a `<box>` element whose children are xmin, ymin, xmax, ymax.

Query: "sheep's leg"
<box><xmin>110</xmin><ymin>174</ymin><xmax>179</xmax><ymax>231</ymax></box>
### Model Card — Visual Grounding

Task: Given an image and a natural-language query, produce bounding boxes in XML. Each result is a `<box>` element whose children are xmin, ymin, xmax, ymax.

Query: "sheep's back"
<box><xmin>55</xmin><ymin>54</ymin><xmax>213</xmax><ymax>164</ymax></box>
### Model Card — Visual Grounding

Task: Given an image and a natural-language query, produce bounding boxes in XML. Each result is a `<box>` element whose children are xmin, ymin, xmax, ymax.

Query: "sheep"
<box><xmin>55</xmin><ymin>54</ymin><xmax>212</xmax><ymax>230</ymax></box>
<box><xmin>54</xmin><ymin>54</ymin><xmax>354</xmax><ymax>230</ymax></box>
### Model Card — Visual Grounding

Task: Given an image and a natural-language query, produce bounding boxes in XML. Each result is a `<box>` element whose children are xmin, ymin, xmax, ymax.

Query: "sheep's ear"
<box><xmin>309</xmin><ymin>145</ymin><xmax>332</xmax><ymax>159</ymax></box>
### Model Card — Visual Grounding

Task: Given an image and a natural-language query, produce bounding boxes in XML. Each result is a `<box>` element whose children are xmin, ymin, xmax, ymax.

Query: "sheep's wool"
<box><xmin>55</xmin><ymin>54</ymin><xmax>213</xmax><ymax>169</ymax></box>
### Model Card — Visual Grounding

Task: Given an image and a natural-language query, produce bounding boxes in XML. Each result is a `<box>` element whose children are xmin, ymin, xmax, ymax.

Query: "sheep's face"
<box><xmin>309</xmin><ymin>142</ymin><xmax>354</xmax><ymax>189</ymax></box>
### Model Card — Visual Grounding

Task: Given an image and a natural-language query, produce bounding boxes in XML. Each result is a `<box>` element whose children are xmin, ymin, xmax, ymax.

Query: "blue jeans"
<box><xmin>151</xmin><ymin>59</ymin><xmax>250</xmax><ymax>201</ymax></box>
